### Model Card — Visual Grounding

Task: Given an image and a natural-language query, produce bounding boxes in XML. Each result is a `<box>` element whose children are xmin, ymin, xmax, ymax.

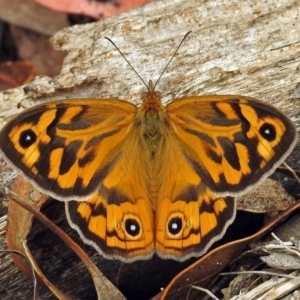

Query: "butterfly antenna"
<box><xmin>105</xmin><ymin>31</ymin><xmax>192</xmax><ymax>92</ymax></box>
<box><xmin>153</xmin><ymin>31</ymin><xmax>192</xmax><ymax>91</ymax></box>
<box><xmin>105</xmin><ymin>37</ymin><xmax>149</xmax><ymax>91</ymax></box>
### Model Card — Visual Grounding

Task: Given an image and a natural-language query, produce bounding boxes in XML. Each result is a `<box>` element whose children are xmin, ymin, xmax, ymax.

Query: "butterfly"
<box><xmin>0</xmin><ymin>37</ymin><xmax>297</xmax><ymax>263</ymax></box>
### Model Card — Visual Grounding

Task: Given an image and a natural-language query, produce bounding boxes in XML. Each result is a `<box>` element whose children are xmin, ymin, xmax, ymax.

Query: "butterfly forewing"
<box><xmin>0</xmin><ymin>99</ymin><xmax>137</xmax><ymax>201</ymax></box>
<box><xmin>166</xmin><ymin>95</ymin><xmax>297</xmax><ymax>197</ymax></box>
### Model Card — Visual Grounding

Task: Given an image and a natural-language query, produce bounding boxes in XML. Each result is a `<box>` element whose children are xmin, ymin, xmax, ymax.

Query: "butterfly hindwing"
<box><xmin>155</xmin><ymin>134</ymin><xmax>236</xmax><ymax>260</ymax></box>
<box><xmin>65</xmin><ymin>126</ymin><xmax>155</xmax><ymax>261</ymax></box>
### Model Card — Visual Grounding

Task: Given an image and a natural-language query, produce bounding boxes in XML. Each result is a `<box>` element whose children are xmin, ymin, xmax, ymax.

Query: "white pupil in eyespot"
<box><xmin>130</xmin><ymin>224</ymin><xmax>137</xmax><ymax>231</ymax></box>
<box><xmin>171</xmin><ymin>223</ymin><xmax>178</xmax><ymax>230</ymax></box>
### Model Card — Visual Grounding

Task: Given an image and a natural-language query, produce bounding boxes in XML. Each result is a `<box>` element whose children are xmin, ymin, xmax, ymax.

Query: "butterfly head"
<box><xmin>140</xmin><ymin>80</ymin><xmax>163</xmax><ymax>113</ymax></box>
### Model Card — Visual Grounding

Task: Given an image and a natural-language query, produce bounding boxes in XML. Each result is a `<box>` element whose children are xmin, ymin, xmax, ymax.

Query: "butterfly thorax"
<box><xmin>139</xmin><ymin>88</ymin><xmax>167</xmax><ymax>156</ymax></box>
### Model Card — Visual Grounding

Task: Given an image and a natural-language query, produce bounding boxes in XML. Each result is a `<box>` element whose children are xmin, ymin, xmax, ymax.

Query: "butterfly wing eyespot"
<box><xmin>19</xmin><ymin>129</ymin><xmax>38</xmax><ymax>148</ymax></box>
<box><xmin>259</xmin><ymin>123</ymin><xmax>276</xmax><ymax>141</ymax></box>
<box><xmin>166</xmin><ymin>212</ymin><xmax>184</xmax><ymax>238</ymax></box>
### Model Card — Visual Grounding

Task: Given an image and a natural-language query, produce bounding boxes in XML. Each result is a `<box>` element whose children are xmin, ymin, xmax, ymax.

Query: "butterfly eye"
<box><xmin>123</xmin><ymin>215</ymin><xmax>142</xmax><ymax>240</ymax></box>
<box><xmin>166</xmin><ymin>213</ymin><xmax>184</xmax><ymax>238</ymax></box>
<box><xmin>259</xmin><ymin>123</ymin><xmax>276</xmax><ymax>141</ymax></box>
<box><xmin>19</xmin><ymin>129</ymin><xmax>37</xmax><ymax>148</ymax></box>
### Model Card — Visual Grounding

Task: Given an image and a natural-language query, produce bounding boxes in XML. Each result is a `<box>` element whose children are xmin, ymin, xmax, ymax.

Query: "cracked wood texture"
<box><xmin>0</xmin><ymin>0</ymin><xmax>299</xmax><ymax>299</ymax></box>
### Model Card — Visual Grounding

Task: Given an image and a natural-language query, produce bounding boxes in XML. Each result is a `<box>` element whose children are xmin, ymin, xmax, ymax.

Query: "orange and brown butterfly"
<box><xmin>0</xmin><ymin>33</ymin><xmax>297</xmax><ymax>263</ymax></box>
